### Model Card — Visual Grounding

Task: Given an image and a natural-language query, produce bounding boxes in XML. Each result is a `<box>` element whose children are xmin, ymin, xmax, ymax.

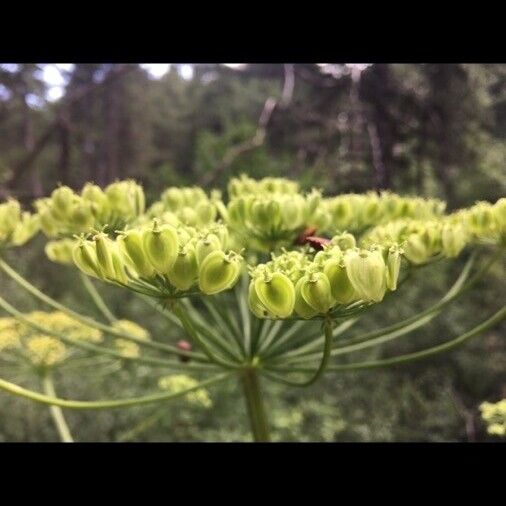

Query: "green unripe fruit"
<box><xmin>167</xmin><ymin>246</ymin><xmax>199</xmax><ymax>291</ymax></box>
<box><xmin>331</xmin><ymin>232</ymin><xmax>356</xmax><ymax>251</ymax></box>
<box><xmin>213</xmin><ymin>226</ymin><xmax>229</xmax><ymax>249</ymax></box>
<box><xmin>81</xmin><ymin>183</ymin><xmax>108</xmax><ymax>208</ymax></box>
<box><xmin>306</xmin><ymin>190</ymin><xmax>322</xmax><ymax>215</ymax></box>
<box><xmin>195</xmin><ymin>234</ymin><xmax>222</xmax><ymax>266</ymax></box>
<box><xmin>73</xmin><ymin>240</ymin><xmax>101</xmax><ymax>279</ymax></box>
<box><xmin>493</xmin><ymin>198</ymin><xmax>506</xmax><ymax>229</ymax></box>
<box><xmin>0</xmin><ymin>200</ymin><xmax>21</xmax><ymax>232</ymax></box>
<box><xmin>294</xmin><ymin>276</ymin><xmax>318</xmax><ymax>319</ymax></box>
<box><xmin>70</xmin><ymin>205</ymin><xmax>94</xmax><ymax>229</ymax></box>
<box><xmin>299</xmin><ymin>272</ymin><xmax>334</xmax><ymax>313</ymax></box>
<box><xmin>227</xmin><ymin>198</ymin><xmax>247</xmax><ymax>227</ymax></box>
<box><xmin>281</xmin><ymin>198</ymin><xmax>303</xmax><ymax>228</ymax></box>
<box><xmin>196</xmin><ymin>202</ymin><xmax>216</xmax><ymax>224</ymax></box>
<box><xmin>118</xmin><ymin>230</ymin><xmax>154</xmax><ymax>278</ymax></box>
<box><xmin>94</xmin><ymin>233</ymin><xmax>116</xmax><ymax>280</ymax></box>
<box><xmin>143</xmin><ymin>221</ymin><xmax>179</xmax><ymax>274</ymax></box>
<box><xmin>132</xmin><ymin>183</ymin><xmax>145</xmax><ymax>216</ymax></box>
<box><xmin>441</xmin><ymin>224</ymin><xmax>466</xmax><ymax>258</ymax></box>
<box><xmin>45</xmin><ymin>239</ymin><xmax>76</xmax><ymax>265</ymax></box>
<box><xmin>51</xmin><ymin>186</ymin><xmax>75</xmax><ymax>215</ymax></box>
<box><xmin>364</xmin><ymin>199</ymin><xmax>380</xmax><ymax>223</ymax></box>
<box><xmin>110</xmin><ymin>243</ymin><xmax>129</xmax><ymax>284</ymax></box>
<box><xmin>178</xmin><ymin>207</ymin><xmax>199</xmax><ymax>226</ymax></box>
<box><xmin>310</xmin><ymin>208</ymin><xmax>331</xmax><ymax>231</ymax></box>
<box><xmin>253</xmin><ymin>272</ymin><xmax>295</xmax><ymax>319</ymax></box>
<box><xmin>11</xmin><ymin>213</ymin><xmax>39</xmax><ymax>246</ymax></box>
<box><xmin>198</xmin><ymin>250</ymin><xmax>242</xmax><ymax>295</ymax></box>
<box><xmin>163</xmin><ymin>188</ymin><xmax>184</xmax><ymax>210</ymax></box>
<box><xmin>332</xmin><ymin>200</ymin><xmax>352</xmax><ymax>226</ymax></box>
<box><xmin>248</xmin><ymin>281</ymin><xmax>275</xmax><ymax>319</ymax></box>
<box><xmin>344</xmin><ymin>249</ymin><xmax>387</xmax><ymax>303</ymax></box>
<box><xmin>251</xmin><ymin>200</ymin><xmax>281</xmax><ymax>229</ymax></box>
<box><xmin>106</xmin><ymin>181</ymin><xmax>144</xmax><ymax>216</ymax></box>
<box><xmin>323</xmin><ymin>259</ymin><xmax>357</xmax><ymax>304</ymax></box>
<box><xmin>386</xmin><ymin>246</ymin><xmax>402</xmax><ymax>290</ymax></box>
<box><xmin>403</xmin><ymin>234</ymin><xmax>430</xmax><ymax>265</ymax></box>
<box><xmin>176</xmin><ymin>226</ymin><xmax>192</xmax><ymax>245</ymax></box>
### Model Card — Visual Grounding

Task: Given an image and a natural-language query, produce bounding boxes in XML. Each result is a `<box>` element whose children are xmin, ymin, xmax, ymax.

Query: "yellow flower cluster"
<box><xmin>480</xmin><ymin>399</ymin><xmax>506</xmax><ymax>437</ymax></box>
<box><xmin>0</xmin><ymin>311</ymin><xmax>103</xmax><ymax>368</ymax></box>
<box><xmin>158</xmin><ymin>374</ymin><xmax>213</xmax><ymax>408</ymax></box>
<box><xmin>113</xmin><ymin>319</ymin><xmax>150</xmax><ymax>358</ymax></box>
<box><xmin>25</xmin><ymin>335</ymin><xmax>67</xmax><ymax>367</ymax></box>
<box><xmin>0</xmin><ymin>318</ymin><xmax>21</xmax><ymax>351</ymax></box>
<box><xmin>26</xmin><ymin>311</ymin><xmax>103</xmax><ymax>343</ymax></box>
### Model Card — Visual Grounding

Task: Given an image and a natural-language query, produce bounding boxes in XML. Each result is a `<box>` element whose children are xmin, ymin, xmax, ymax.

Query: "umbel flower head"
<box><xmin>72</xmin><ymin>220</ymin><xmax>243</xmax><ymax>299</ymax></box>
<box><xmin>35</xmin><ymin>179</ymin><xmax>145</xmax><ymax>239</ymax></box>
<box><xmin>0</xmin><ymin>199</ymin><xmax>40</xmax><ymax>249</ymax></box>
<box><xmin>248</xmin><ymin>233</ymin><xmax>402</xmax><ymax>320</ymax></box>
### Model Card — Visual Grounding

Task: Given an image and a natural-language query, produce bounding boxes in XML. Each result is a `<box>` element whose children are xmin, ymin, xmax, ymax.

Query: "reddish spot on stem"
<box><xmin>177</xmin><ymin>340</ymin><xmax>192</xmax><ymax>362</ymax></box>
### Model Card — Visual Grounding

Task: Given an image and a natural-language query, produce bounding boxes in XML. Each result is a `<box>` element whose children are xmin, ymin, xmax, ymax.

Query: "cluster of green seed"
<box><xmin>447</xmin><ymin>198</ymin><xmax>506</xmax><ymax>246</ymax></box>
<box><xmin>0</xmin><ymin>199</ymin><xmax>40</xmax><ymax>248</ymax></box>
<box><xmin>72</xmin><ymin>220</ymin><xmax>243</xmax><ymax>297</ymax></box>
<box><xmin>248</xmin><ymin>232</ymin><xmax>403</xmax><ymax>319</ymax></box>
<box><xmin>226</xmin><ymin>188</ymin><xmax>329</xmax><ymax>252</ymax></box>
<box><xmin>35</xmin><ymin>180</ymin><xmax>145</xmax><ymax>238</ymax></box>
<box><xmin>146</xmin><ymin>186</ymin><xmax>220</xmax><ymax>228</ymax></box>
<box><xmin>324</xmin><ymin>191</ymin><xmax>446</xmax><ymax>234</ymax></box>
<box><xmin>228</xmin><ymin>174</ymin><xmax>300</xmax><ymax>197</ymax></box>
<box><xmin>361</xmin><ymin>218</ymin><xmax>468</xmax><ymax>265</ymax></box>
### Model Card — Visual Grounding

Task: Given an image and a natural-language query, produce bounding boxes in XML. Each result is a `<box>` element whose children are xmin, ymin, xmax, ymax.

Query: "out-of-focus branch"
<box><xmin>450</xmin><ymin>388</ymin><xmax>477</xmax><ymax>442</ymax></box>
<box><xmin>1</xmin><ymin>64</ymin><xmax>135</xmax><ymax>197</ymax></box>
<box><xmin>200</xmin><ymin>64</ymin><xmax>295</xmax><ymax>187</ymax></box>
<box><xmin>367</xmin><ymin>120</ymin><xmax>387</xmax><ymax>190</ymax></box>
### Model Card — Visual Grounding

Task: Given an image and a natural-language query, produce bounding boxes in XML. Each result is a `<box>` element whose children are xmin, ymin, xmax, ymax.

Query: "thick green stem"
<box><xmin>41</xmin><ymin>373</ymin><xmax>74</xmax><ymax>442</ymax></box>
<box><xmin>241</xmin><ymin>367</ymin><xmax>270</xmax><ymax>442</ymax></box>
